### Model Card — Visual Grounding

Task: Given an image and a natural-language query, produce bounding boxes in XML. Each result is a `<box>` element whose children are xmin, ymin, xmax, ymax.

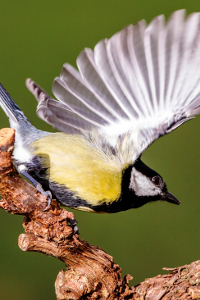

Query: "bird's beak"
<box><xmin>161</xmin><ymin>191</ymin><xmax>181</xmax><ymax>205</ymax></box>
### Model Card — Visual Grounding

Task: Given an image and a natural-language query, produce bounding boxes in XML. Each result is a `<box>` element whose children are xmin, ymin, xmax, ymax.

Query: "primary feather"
<box><xmin>26</xmin><ymin>10</ymin><xmax>200</xmax><ymax>164</ymax></box>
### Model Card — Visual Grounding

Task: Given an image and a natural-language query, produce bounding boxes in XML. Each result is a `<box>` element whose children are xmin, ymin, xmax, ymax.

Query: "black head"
<box><xmin>121</xmin><ymin>158</ymin><xmax>180</xmax><ymax>209</ymax></box>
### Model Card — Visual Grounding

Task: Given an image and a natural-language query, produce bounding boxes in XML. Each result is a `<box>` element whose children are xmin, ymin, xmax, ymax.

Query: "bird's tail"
<box><xmin>0</xmin><ymin>83</ymin><xmax>32</xmax><ymax>128</ymax></box>
<box><xmin>0</xmin><ymin>83</ymin><xmax>49</xmax><ymax>149</ymax></box>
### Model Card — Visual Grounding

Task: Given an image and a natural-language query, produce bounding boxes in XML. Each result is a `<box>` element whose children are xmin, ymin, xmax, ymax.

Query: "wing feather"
<box><xmin>53</xmin><ymin>77</ymin><xmax>109</xmax><ymax>125</ymax></box>
<box><xmin>77</xmin><ymin>49</ymin><xmax>128</xmax><ymax>120</ymax></box>
<box><xmin>27</xmin><ymin>10</ymin><xmax>200</xmax><ymax>161</ymax></box>
<box><xmin>26</xmin><ymin>78</ymin><xmax>100</xmax><ymax>133</ymax></box>
<box><xmin>58</xmin><ymin>64</ymin><xmax>116</xmax><ymax>124</ymax></box>
<box><xmin>94</xmin><ymin>39</ymin><xmax>135</xmax><ymax>119</ymax></box>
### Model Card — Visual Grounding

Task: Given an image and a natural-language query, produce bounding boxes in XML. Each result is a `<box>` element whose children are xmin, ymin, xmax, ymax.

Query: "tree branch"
<box><xmin>0</xmin><ymin>128</ymin><xmax>199</xmax><ymax>300</ymax></box>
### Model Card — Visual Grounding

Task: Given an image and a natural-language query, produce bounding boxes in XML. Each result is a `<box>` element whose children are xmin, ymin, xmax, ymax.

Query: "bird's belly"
<box><xmin>32</xmin><ymin>133</ymin><xmax>123</xmax><ymax>206</ymax></box>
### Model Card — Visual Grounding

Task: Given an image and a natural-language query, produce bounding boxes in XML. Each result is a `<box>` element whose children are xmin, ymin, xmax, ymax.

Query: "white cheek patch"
<box><xmin>130</xmin><ymin>168</ymin><xmax>161</xmax><ymax>197</ymax></box>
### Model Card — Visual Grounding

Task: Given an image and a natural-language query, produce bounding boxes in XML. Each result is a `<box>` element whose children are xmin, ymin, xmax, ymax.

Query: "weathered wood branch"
<box><xmin>0</xmin><ymin>128</ymin><xmax>199</xmax><ymax>300</ymax></box>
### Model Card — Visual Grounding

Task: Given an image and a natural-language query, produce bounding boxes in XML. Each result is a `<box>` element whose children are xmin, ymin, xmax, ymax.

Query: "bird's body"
<box><xmin>1</xmin><ymin>10</ymin><xmax>200</xmax><ymax>212</ymax></box>
<box><xmin>33</xmin><ymin>132</ymin><xmax>124</xmax><ymax>209</ymax></box>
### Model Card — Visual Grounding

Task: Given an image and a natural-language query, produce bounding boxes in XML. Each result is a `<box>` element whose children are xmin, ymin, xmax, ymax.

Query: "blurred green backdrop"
<box><xmin>0</xmin><ymin>1</ymin><xmax>200</xmax><ymax>299</ymax></box>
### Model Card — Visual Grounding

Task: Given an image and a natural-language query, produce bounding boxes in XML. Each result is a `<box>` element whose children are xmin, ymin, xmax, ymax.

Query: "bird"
<box><xmin>0</xmin><ymin>9</ymin><xmax>200</xmax><ymax>215</ymax></box>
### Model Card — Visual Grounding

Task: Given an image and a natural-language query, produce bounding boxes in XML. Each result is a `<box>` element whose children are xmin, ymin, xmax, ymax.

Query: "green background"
<box><xmin>0</xmin><ymin>1</ymin><xmax>200</xmax><ymax>299</ymax></box>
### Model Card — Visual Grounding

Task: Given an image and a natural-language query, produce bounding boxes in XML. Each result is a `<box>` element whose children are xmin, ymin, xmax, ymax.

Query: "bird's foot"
<box><xmin>69</xmin><ymin>218</ymin><xmax>79</xmax><ymax>235</ymax></box>
<box><xmin>20</xmin><ymin>171</ymin><xmax>52</xmax><ymax>210</ymax></box>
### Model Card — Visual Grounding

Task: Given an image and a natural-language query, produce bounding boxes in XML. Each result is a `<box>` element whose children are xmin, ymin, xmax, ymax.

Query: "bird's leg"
<box><xmin>20</xmin><ymin>171</ymin><xmax>79</xmax><ymax>233</ymax></box>
<box><xmin>20</xmin><ymin>171</ymin><xmax>52</xmax><ymax>210</ymax></box>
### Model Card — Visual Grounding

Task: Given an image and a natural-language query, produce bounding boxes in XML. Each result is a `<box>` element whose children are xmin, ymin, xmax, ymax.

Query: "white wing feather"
<box><xmin>26</xmin><ymin>10</ymin><xmax>200</xmax><ymax>161</ymax></box>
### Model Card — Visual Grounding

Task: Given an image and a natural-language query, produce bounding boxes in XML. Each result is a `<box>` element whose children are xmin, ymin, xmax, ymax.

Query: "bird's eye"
<box><xmin>152</xmin><ymin>176</ymin><xmax>160</xmax><ymax>186</ymax></box>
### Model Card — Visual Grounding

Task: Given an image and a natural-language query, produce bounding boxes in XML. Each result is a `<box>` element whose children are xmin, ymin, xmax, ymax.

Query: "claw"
<box><xmin>34</xmin><ymin>182</ymin><xmax>52</xmax><ymax>211</ymax></box>
<box><xmin>69</xmin><ymin>218</ymin><xmax>79</xmax><ymax>235</ymax></box>
<box><xmin>42</xmin><ymin>191</ymin><xmax>52</xmax><ymax>211</ymax></box>
<box><xmin>20</xmin><ymin>171</ymin><xmax>52</xmax><ymax>211</ymax></box>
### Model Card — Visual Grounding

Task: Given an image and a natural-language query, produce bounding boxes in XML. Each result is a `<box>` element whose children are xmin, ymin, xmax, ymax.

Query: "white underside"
<box><xmin>13</xmin><ymin>132</ymin><xmax>33</xmax><ymax>167</ymax></box>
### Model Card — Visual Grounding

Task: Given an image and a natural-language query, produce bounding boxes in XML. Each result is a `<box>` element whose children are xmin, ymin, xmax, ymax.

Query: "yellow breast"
<box><xmin>32</xmin><ymin>133</ymin><xmax>123</xmax><ymax>205</ymax></box>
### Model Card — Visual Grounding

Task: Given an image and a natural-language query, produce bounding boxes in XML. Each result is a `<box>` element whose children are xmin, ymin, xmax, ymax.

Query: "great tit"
<box><xmin>0</xmin><ymin>10</ymin><xmax>199</xmax><ymax>213</ymax></box>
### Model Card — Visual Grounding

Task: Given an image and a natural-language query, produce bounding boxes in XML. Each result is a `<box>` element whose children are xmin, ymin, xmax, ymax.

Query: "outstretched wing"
<box><xmin>26</xmin><ymin>10</ymin><xmax>200</xmax><ymax>160</ymax></box>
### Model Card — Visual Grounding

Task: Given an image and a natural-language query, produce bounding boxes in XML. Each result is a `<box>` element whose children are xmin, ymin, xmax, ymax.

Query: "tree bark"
<box><xmin>0</xmin><ymin>128</ymin><xmax>199</xmax><ymax>300</ymax></box>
